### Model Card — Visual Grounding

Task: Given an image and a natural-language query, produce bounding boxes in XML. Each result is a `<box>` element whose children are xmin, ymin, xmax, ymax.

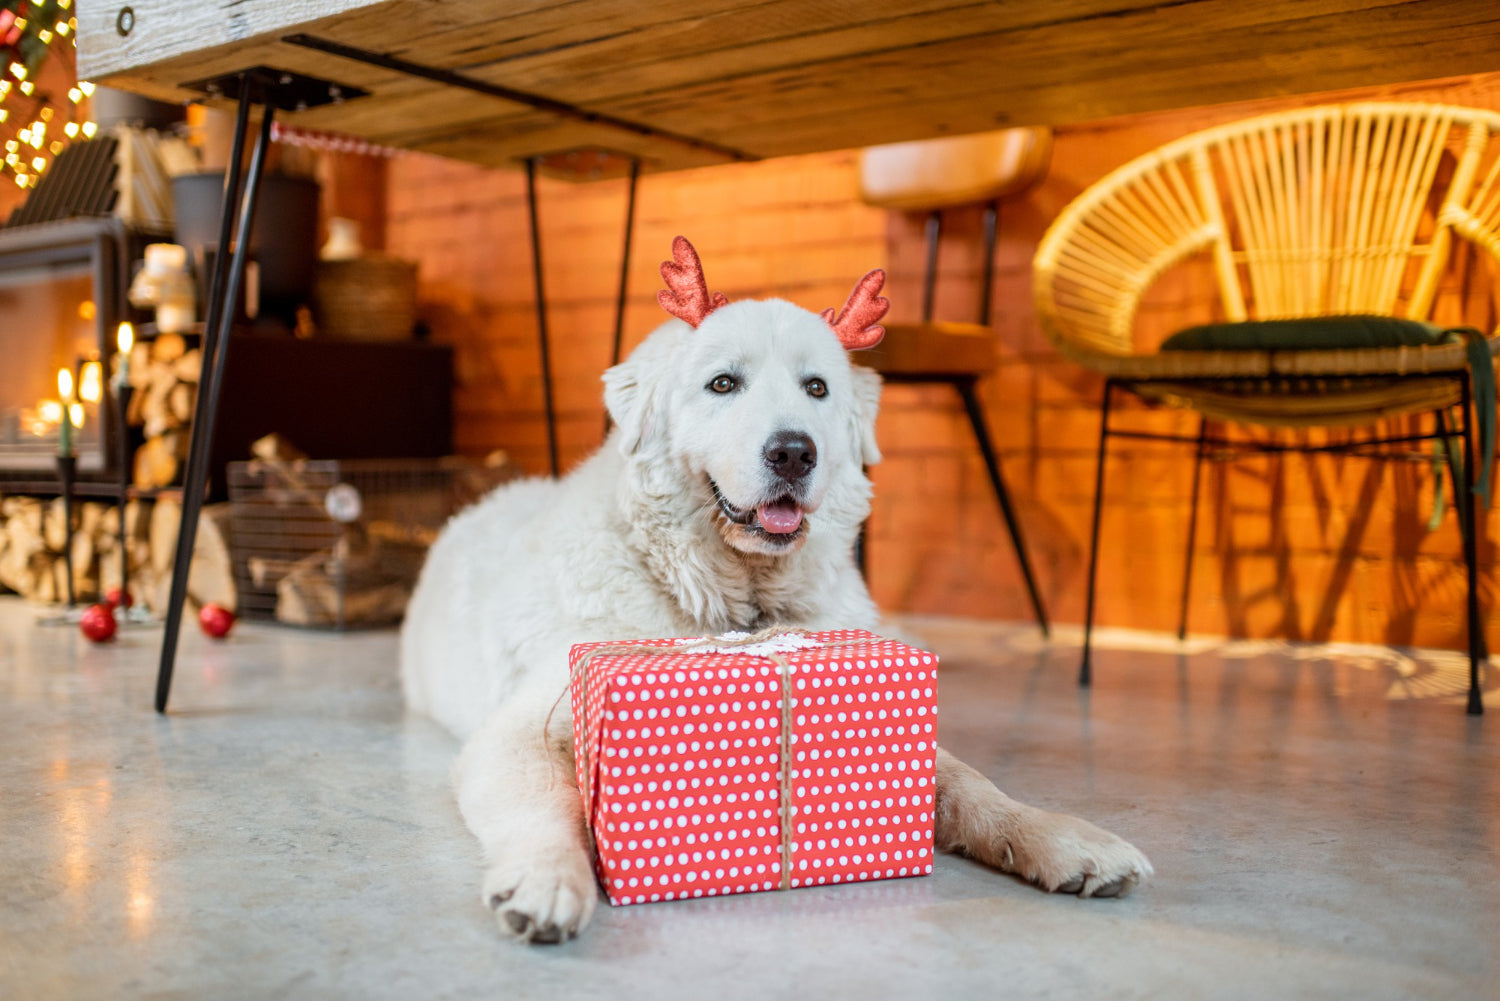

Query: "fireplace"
<box><xmin>0</xmin><ymin>216</ymin><xmax>149</xmax><ymax>484</ymax></box>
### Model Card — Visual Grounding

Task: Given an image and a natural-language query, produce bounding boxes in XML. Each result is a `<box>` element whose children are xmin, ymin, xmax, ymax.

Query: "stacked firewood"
<box><xmin>0</xmin><ymin>492</ymin><xmax>236</xmax><ymax>613</ymax></box>
<box><xmin>125</xmin><ymin>331</ymin><xmax>202</xmax><ymax>490</ymax></box>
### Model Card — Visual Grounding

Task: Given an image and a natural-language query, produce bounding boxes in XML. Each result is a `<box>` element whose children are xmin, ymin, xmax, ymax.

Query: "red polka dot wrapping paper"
<box><xmin>568</xmin><ymin>629</ymin><xmax>938</xmax><ymax>907</ymax></box>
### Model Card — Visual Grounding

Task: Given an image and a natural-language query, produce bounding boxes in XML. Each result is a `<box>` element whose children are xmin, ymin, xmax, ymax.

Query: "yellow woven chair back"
<box><xmin>1034</xmin><ymin>102</ymin><xmax>1500</xmax><ymax>381</ymax></box>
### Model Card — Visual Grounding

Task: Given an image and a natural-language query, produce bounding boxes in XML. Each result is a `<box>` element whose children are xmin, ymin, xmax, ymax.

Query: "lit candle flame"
<box><xmin>70</xmin><ymin>402</ymin><xmax>85</xmax><ymax>429</ymax></box>
<box><xmin>79</xmin><ymin>361</ymin><xmax>102</xmax><ymax>403</ymax></box>
<box><xmin>57</xmin><ymin>367</ymin><xmax>73</xmax><ymax>400</ymax></box>
<box><xmin>117</xmin><ymin>322</ymin><xmax>134</xmax><ymax>353</ymax></box>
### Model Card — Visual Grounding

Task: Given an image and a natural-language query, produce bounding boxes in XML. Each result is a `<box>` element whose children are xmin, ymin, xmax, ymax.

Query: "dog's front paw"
<box><xmin>482</xmin><ymin>850</ymin><xmax>598</xmax><ymax>944</ymax></box>
<box><xmin>1009</xmin><ymin>809</ymin><xmax>1154</xmax><ymax>898</ymax></box>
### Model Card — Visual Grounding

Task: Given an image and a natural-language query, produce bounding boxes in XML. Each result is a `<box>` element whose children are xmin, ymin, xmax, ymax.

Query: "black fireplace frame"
<box><xmin>0</xmin><ymin>215</ymin><xmax>160</xmax><ymax>491</ymax></box>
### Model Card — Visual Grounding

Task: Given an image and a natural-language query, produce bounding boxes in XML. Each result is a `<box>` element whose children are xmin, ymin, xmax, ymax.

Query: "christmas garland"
<box><xmin>2</xmin><ymin>0</ymin><xmax>89</xmax><ymax>190</ymax></box>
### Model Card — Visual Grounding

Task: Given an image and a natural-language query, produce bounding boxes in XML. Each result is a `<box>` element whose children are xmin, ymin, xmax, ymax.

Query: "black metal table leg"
<box><xmin>146</xmin><ymin>66</ymin><xmax>368</xmax><ymax>712</ymax></box>
<box><xmin>154</xmin><ymin>89</ymin><xmax>273</xmax><ymax>713</ymax></box>
<box><xmin>525</xmin><ymin>158</ymin><xmax>560</xmax><ymax>478</ymax></box>
<box><xmin>1178</xmin><ymin>416</ymin><xmax>1208</xmax><ymax>640</ymax></box>
<box><xmin>1081</xmin><ymin>379</ymin><xmax>1115</xmax><ymax>687</ymax></box>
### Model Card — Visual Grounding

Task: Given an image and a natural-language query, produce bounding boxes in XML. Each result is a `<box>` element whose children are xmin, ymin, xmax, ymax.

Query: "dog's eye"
<box><xmin>708</xmin><ymin>374</ymin><xmax>738</xmax><ymax>394</ymax></box>
<box><xmin>805</xmin><ymin>378</ymin><xmax>828</xmax><ymax>398</ymax></box>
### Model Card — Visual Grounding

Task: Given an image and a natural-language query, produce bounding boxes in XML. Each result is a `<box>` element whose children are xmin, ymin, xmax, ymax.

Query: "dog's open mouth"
<box><xmin>709</xmin><ymin>478</ymin><xmax>805</xmax><ymax>542</ymax></box>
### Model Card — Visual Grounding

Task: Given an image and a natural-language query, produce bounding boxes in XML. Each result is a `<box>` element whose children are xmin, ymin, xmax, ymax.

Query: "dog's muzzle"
<box><xmin>709</xmin><ymin>478</ymin><xmax>806</xmax><ymax>540</ymax></box>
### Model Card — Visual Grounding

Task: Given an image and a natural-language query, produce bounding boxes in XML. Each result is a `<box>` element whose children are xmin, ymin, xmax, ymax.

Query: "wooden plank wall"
<box><xmin>384</xmin><ymin>71</ymin><xmax>1500</xmax><ymax>652</ymax></box>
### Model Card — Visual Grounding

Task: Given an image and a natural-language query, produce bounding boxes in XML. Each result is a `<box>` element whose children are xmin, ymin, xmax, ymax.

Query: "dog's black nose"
<box><xmin>764</xmin><ymin>430</ymin><xmax>817</xmax><ymax>481</ymax></box>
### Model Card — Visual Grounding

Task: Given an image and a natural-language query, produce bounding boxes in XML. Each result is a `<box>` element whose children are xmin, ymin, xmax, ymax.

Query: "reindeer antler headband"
<box><xmin>657</xmin><ymin>236</ymin><xmax>888</xmax><ymax>350</ymax></box>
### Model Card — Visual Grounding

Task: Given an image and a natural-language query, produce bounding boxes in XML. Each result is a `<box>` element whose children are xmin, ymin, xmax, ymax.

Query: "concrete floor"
<box><xmin>1</xmin><ymin>596</ymin><xmax>1495</xmax><ymax>1000</ymax></box>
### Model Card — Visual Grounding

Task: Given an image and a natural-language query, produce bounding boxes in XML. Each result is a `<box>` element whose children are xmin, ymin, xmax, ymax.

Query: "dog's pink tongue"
<box><xmin>757</xmin><ymin>501</ymin><xmax>804</xmax><ymax>534</ymax></box>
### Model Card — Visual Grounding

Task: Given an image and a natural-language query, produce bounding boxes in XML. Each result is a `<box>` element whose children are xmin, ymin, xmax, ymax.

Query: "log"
<box><xmin>0</xmin><ymin>537</ymin><xmax>32</xmax><ymax>594</ymax></box>
<box><xmin>148</xmin><ymin>495</ymin><xmax>181</xmax><ymax>575</ymax></box>
<box><xmin>272</xmin><ymin>531</ymin><xmax>419</xmax><ymax>627</ymax></box>
<box><xmin>80</xmin><ymin>502</ymin><xmax>109</xmax><ymax>540</ymax></box>
<box><xmin>126</xmin><ymin>381</ymin><xmax>149</xmax><ymax>425</ymax></box>
<box><xmin>168</xmin><ymin>382</ymin><xmax>195</xmax><ymax>424</ymax></box>
<box><xmin>43</xmin><ymin>497</ymin><xmax>69</xmax><ymax>552</ymax></box>
<box><xmin>275</xmin><ymin>549</ymin><xmax>411</xmax><ymax>627</ymax></box>
<box><xmin>140</xmin><ymin>367</ymin><xmax>181</xmax><ymax>438</ymax></box>
<box><xmin>124</xmin><ymin>498</ymin><xmax>151</xmax><ymax>543</ymax></box>
<box><xmin>70</xmin><ymin>528</ymin><xmax>98</xmax><ymax>599</ymax></box>
<box><xmin>134</xmin><ymin>434</ymin><xmax>180</xmax><ymax>489</ymax></box>
<box><xmin>151</xmin><ymin>331</ymin><xmax>188</xmax><ymax>364</ymax></box>
<box><xmin>194</xmin><ymin>504</ymin><xmax>238</xmax><ymax>612</ymax></box>
<box><xmin>34</xmin><ymin>555</ymin><xmax>57</xmax><ymax>604</ymax></box>
<box><xmin>0</xmin><ymin>497</ymin><xmax>128</xmax><ymax>601</ymax></box>
<box><xmin>251</xmin><ymin>433</ymin><xmax>308</xmax><ymax>463</ymax></box>
<box><xmin>142</xmin><ymin>498</ymin><xmax>237</xmax><ymax>614</ymax></box>
<box><xmin>5</xmin><ymin>498</ymin><xmax>43</xmax><ymax>552</ymax></box>
<box><xmin>173</xmin><ymin>348</ymin><xmax>203</xmax><ymax>383</ymax></box>
<box><xmin>127</xmin><ymin>340</ymin><xmax>154</xmax><ymax>390</ymax></box>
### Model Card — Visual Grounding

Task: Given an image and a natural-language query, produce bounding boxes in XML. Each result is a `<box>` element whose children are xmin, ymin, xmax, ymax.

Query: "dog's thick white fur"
<box><xmin>401</xmin><ymin>294</ymin><xmax>1152</xmax><ymax>943</ymax></box>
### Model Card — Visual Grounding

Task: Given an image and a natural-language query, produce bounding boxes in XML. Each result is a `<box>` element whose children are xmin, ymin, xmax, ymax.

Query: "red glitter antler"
<box><xmin>657</xmin><ymin>236</ymin><xmax>729</xmax><ymax>328</ymax></box>
<box><xmin>820</xmin><ymin>269</ymin><xmax>889</xmax><ymax>350</ymax></box>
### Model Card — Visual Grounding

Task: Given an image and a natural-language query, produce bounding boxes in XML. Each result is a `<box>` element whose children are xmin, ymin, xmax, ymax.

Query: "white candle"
<box><xmin>57</xmin><ymin>368</ymin><xmax>74</xmax><ymax>456</ymax></box>
<box><xmin>115</xmin><ymin>322</ymin><xmax>134</xmax><ymax>388</ymax></box>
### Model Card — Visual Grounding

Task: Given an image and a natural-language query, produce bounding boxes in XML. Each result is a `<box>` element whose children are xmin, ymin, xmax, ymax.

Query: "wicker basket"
<box><xmin>312</xmin><ymin>255</ymin><xmax>419</xmax><ymax>341</ymax></box>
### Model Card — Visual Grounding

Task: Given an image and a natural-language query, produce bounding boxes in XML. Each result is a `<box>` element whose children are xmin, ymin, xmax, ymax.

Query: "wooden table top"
<box><xmin>78</xmin><ymin>1</ymin><xmax>1500</xmax><ymax>177</ymax></box>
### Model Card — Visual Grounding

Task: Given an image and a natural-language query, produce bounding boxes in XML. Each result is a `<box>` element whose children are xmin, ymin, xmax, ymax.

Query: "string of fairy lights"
<box><xmin>2</xmin><ymin>0</ymin><xmax>95</xmax><ymax>190</ymax></box>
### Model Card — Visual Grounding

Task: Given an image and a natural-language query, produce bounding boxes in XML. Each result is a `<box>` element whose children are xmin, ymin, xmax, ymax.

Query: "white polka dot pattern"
<box><xmin>568</xmin><ymin>629</ymin><xmax>938</xmax><ymax>907</ymax></box>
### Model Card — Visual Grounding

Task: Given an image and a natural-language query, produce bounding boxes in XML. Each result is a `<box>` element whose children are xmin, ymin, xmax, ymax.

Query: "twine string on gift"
<box><xmin>563</xmin><ymin>627</ymin><xmax>873</xmax><ymax>893</ymax></box>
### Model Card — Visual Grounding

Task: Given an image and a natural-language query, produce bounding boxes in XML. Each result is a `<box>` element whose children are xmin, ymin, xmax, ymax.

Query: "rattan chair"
<box><xmin>1033</xmin><ymin>102</ymin><xmax>1500</xmax><ymax>714</ymax></box>
<box><xmin>859</xmin><ymin>128</ymin><xmax>1054</xmax><ymax>633</ymax></box>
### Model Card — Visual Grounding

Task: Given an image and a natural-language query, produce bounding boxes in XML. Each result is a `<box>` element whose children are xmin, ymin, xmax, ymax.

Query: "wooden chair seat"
<box><xmin>860</xmin><ymin>321</ymin><xmax>1001</xmax><ymax>378</ymax></box>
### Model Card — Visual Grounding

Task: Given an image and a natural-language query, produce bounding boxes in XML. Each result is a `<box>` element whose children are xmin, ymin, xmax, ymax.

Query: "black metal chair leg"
<box><xmin>603</xmin><ymin>160</ymin><xmax>642</xmax><ymax>439</ymax></box>
<box><xmin>525</xmin><ymin>159</ymin><xmax>560</xmax><ymax>478</ymax></box>
<box><xmin>155</xmin><ymin>91</ymin><xmax>274</xmax><ymax>713</ymax></box>
<box><xmin>609</xmin><ymin>160</ymin><xmax>641</xmax><ymax>370</ymax></box>
<box><xmin>1178</xmin><ymin>416</ymin><xmax>1208</xmax><ymax>640</ymax></box>
<box><xmin>955</xmin><ymin>377</ymin><xmax>1050</xmax><ymax>636</ymax></box>
<box><xmin>1456</xmin><ymin>376</ymin><xmax>1485</xmax><ymax>715</ymax></box>
<box><xmin>1081</xmin><ymin>379</ymin><xmax>1115</xmax><ymax>687</ymax></box>
<box><xmin>1436</xmin><ymin>407</ymin><xmax>1489</xmax><ymax>665</ymax></box>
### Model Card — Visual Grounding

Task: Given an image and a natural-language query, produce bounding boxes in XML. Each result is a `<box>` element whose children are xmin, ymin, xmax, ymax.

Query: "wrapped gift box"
<box><xmin>569</xmin><ymin>629</ymin><xmax>938</xmax><ymax>906</ymax></box>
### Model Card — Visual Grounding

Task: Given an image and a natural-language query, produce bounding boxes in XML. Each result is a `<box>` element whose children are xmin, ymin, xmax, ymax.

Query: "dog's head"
<box><xmin>604</xmin><ymin>237</ymin><xmax>885</xmax><ymax>557</ymax></box>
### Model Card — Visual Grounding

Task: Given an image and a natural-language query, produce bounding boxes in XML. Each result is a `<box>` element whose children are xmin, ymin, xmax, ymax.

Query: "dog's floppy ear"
<box><xmin>848</xmin><ymin>364</ymin><xmax>883</xmax><ymax>466</ymax></box>
<box><xmin>603</xmin><ymin>325</ymin><xmax>680</xmax><ymax>455</ymax></box>
<box><xmin>603</xmin><ymin>358</ymin><xmax>656</xmax><ymax>456</ymax></box>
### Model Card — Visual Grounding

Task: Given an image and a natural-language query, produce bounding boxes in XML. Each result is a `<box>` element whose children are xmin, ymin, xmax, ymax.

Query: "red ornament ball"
<box><xmin>198</xmin><ymin>602</ymin><xmax>236</xmax><ymax>639</ymax></box>
<box><xmin>79</xmin><ymin>603</ymin><xmax>118</xmax><ymax>643</ymax></box>
<box><xmin>105</xmin><ymin>586</ymin><xmax>134</xmax><ymax>610</ymax></box>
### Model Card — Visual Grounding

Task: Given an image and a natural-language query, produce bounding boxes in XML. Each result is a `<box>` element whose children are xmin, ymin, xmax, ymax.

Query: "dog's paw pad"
<box><xmin>481</xmin><ymin>857</ymin><xmax>597</xmax><ymax>945</ymax></box>
<box><xmin>1013</xmin><ymin>812</ymin><xmax>1153</xmax><ymax>899</ymax></box>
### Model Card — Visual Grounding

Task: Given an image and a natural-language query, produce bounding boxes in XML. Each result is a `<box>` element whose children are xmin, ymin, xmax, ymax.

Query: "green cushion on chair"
<box><xmin>1158</xmin><ymin>314</ymin><xmax>1495</xmax><ymax>507</ymax></box>
<box><xmin>1160</xmin><ymin>314</ymin><xmax>1450</xmax><ymax>351</ymax></box>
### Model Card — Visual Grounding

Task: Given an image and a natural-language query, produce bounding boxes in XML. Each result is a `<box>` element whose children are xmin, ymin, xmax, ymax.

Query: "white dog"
<box><xmin>401</xmin><ymin>237</ymin><xmax>1152</xmax><ymax>943</ymax></box>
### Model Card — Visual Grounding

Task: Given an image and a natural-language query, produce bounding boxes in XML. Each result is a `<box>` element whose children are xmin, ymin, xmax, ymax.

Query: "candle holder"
<box><xmin>55</xmin><ymin>453</ymin><xmax>77</xmax><ymax>607</ymax></box>
<box><xmin>115</xmin><ymin>383</ymin><xmax>134</xmax><ymax>602</ymax></box>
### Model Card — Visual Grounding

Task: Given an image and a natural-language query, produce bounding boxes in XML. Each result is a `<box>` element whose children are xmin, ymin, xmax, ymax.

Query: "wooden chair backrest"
<box><xmin>1033</xmin><ymin>103</ymin><xmax>1500</xmax><ymax>360</ymax></box>
<box><xmin>859</xmin><ymin>128</ymin><xmax>1053</xmax><ymax>211</ymax></box>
